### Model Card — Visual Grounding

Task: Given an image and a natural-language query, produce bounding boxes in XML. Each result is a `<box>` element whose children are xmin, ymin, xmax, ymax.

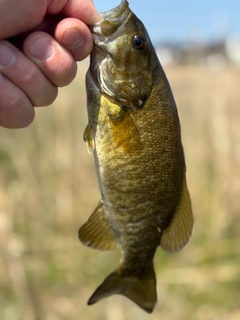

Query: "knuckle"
<box><xmin>25</xmin><ymin>2</ymin><xmax>47</xmax><ymax>28</ymax></box>
<box><xmin>21</xmin><ymin>67</ymin><xmax>38</xmax><ymax>87</ymax></box>
<box><xmin>55</xmin><ymin>59</ymin><xmax>77</xmax><ymax>87</ymax></box>
<box><xmin>0</xmin><ymin>76</ymin><xmax>34</xmax><ymax>128</ymax></box>
<box><xmin>0</xmin><ymin>98</ymin><xmax>34</xmax><ymax>128</ymax></box>
<box><xmin>17</xmin><ymin>67</ymin><xmax>58</xmax><ymax>106</ymax></box>
<box><xmin>7</xmin><ymin>91</ymin><xmax>25</xmax><ymax>112</ymax></box>
<box><xmin>40</xmin><ymin>86</ymin><xmax>58</xmax><ymax>106</ymax></box>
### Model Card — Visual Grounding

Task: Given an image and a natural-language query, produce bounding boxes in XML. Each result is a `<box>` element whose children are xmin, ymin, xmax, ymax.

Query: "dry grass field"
<box><xmin>0</xmin><ymin>61</ymin><xmax>240</xmax><ymax>320</ymax></box>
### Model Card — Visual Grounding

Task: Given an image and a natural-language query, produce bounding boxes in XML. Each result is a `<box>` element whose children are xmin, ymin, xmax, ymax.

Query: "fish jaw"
<box><xmin>88</xmin><ymin>0</ymin><xmax>135</xmax><ymax>106</ymax></box>
<box><xmin>90</xmin><ymin>0</ymin><xmax>131</xmax><ymax>37</ymax></box>
<box><xmin>101</xmin><ymin>0</ymin><xmax>129</xmax><ymax>20</ymax></box>
<box><xmin>88</xmin><ymin>0</ymin><xmax>157</xmax><ymax>110</ymax></box>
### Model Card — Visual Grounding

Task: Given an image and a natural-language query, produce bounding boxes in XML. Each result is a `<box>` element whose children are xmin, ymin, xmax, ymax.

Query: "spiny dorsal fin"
<box><xmin>84</xmin><ymin>123</ymin><xmax>95</xmax><ymax>154</ymax></box>
<box><xmin>161</xmin><ymin>176</ymin><xmax>193</xmax><ymax>253</ymax></box>
<box><xmin>78</xmin><ymin>201</ymin><xmax>118</xmax><ymax>251</ymax></box>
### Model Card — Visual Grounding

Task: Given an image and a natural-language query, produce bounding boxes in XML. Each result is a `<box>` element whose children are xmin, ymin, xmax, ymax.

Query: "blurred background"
<box><xmin>0</xmin><ymin>1</ymin><xmax>240</xmax><ymax>319</ymax></box>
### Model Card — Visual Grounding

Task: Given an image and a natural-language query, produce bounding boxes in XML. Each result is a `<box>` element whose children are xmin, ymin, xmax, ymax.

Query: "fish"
<box><xmin>78</xmin><ymin>0</ymin><xmax>193</xmax><ymax>313</ymax></box>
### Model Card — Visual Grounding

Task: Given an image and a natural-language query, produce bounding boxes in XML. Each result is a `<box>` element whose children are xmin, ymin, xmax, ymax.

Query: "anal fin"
<box><xmin>79</xmin><ymin>201</ymin><xmax>118</xmax><ymax>251</ymax></box>
<box><xmin>161</xmin><ymin>176</ymin><xmax>194</xmax><ymax>253</ymax></box>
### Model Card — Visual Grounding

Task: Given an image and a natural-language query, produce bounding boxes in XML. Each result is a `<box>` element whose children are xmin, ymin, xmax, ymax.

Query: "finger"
<box><xmin>7</xmin><ymin>14</ymin><xmax>63</xmax><ymax>51</ymax></box>
<box><xmin>63</xmin><ymin>0</ymin><xmax>101</xmax><ymax>25</ymax></box>
<box><xmin>54</xmin><ymin>18</ymin><xmax>93</xmax><ymax>61</ymax></box>
<box><xmin>23</xmin><ymin>31</ymin><xmax>77</xmax><ymax>87</ymax></box>
<box><xmin>0</xmin><ymin>40</ymin><xmax>58</xmax><ymax>106</ymax></box>
<box><xmin>0</xmin><ymin>0</ymin><xmax>68</xmax><ymax>39</ymax></box>
<box><xmin>0</xmin><ymin>73</ymin><xmax>35</xmax><ymax>128</ymax></box>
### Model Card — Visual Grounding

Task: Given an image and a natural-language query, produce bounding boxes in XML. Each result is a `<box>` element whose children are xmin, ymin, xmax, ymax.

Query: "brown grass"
<box><xmin>0</xmin><ymin>62</ymin><xmax>240</xmax><ymax>320</ymax></box>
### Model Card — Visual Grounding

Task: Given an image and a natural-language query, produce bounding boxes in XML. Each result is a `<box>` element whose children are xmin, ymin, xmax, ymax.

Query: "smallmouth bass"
<box><xmin>79</xmin><ymin>0</ymin><xmax>193</xmax><ymax>313</ymax></box>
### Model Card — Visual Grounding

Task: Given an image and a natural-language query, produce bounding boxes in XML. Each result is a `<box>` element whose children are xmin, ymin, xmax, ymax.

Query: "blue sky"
<box><xmin>94</xmin><ymin>0</ymin><xmax>240</xmax><ymax>44</ymax></box>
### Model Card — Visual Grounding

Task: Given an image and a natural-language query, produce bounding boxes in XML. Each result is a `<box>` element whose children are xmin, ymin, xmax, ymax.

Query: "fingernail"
<box><xmin>30</xmin><ymin>37</ymin><xmax>54</xmax><ymax>61</ymax></box>
<box><xmin>61</xmin><ymin>28</ymin><xmax>83</xmax><ymax>49</ymax></box>
<box><xmin>0</xmin><ymin>45</ymin><xmax>16</xmax><ymax>66</ymax></box>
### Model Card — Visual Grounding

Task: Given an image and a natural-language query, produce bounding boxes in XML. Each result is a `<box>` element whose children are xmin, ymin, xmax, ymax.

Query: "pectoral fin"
<box><xmin>110</xmin><ymin>111</ymin><xmax>143</xmax><ymax>153</ymax></box>
<box><xmin>84</xmin><ymin>123</ymin><xmax>95</xmax><ymax>154</ymax></box>
<box><xmin>161</xmin><ymin>177</ymin><xmax>193</xmax><ymax>253</ymax></box>
<box><xmin>78</xmin><ymin>201</ymin><xmax>118</xmax><ymax>251</ymax></box>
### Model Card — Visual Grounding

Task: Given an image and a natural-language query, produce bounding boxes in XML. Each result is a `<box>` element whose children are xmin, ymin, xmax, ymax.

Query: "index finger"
<box><xmin>62</xmin><ymin>0</ymin><xmax>101</xmax><ymax>25</ymax></box>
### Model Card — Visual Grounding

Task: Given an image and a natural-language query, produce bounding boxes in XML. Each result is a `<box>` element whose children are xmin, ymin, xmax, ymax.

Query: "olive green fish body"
<box><xmin>79</xmin><ymin>0</ymin><xmax>193</xmax><ymax>313</ymax></box>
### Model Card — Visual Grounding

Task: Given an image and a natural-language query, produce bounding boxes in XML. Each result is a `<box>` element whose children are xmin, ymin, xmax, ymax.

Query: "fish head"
<box><xmin>89</xmin><ymin>0</ymin><xmax>158</xmax><ymax>109</ymax></box>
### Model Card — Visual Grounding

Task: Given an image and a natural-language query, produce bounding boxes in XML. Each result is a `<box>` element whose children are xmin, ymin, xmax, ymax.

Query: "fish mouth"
<box><xmin>90</xmin><ymin>0</ymin><xmax>130</xmax><ymax>37</ymax></box>
<box><xmin>101</xmin><ymin>0</ymin><xmax>129</xmax><ymax>20</ymax></box>
<box><xmin>89</xmin><ymin>0</ymin><xmax>131</xmax><ymax>98</ymax></box>
<box><xmin>89</xmin><ymin>0</ymin><xmax>131</xmax><ymax>60</ymax></box>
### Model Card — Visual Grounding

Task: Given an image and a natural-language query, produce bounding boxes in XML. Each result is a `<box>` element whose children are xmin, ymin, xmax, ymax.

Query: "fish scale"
<box><xmin>78</xmin><ymin>0</ymin><xmax>193</xmax><ymax>313</ymax></box>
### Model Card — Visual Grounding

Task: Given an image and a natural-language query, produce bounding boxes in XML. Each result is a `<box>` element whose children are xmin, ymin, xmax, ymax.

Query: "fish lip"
<box><xmin>89</xmin><ymin>0</ymin><xmax>130</xmax><ymax>37</ymax></box>
<box><xmin>88</xmin><ymin>0</ymin><xmax>131</xmax><ymax>101</ymax></box>
<box><xmin>100</xmin><ymin>0</ymin><xmax>129</xmax><ymax>20</ymax></box>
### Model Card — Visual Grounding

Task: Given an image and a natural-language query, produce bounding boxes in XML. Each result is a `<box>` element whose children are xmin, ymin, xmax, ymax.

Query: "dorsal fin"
<box><xmin>161</xmin><ymin>176</ymin><xmax>193</xmax><ymax>253</ymax></box>
<box><xmin>78</xmin><ymin>201</ymin><xmax>118</xmax><ymax>251</ymax></box>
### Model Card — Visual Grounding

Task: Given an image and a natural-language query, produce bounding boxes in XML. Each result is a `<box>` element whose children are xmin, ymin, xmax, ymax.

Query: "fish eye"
<box><xmin>132</xmin><ymin>35</ymin><xmax>146</xmax><ymax>50</ymax></box>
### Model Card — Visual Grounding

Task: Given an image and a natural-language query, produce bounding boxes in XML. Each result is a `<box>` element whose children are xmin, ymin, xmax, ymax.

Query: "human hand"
<box><xmin>0</xmin><ymin>0</ymin><xmax>100</xmax><ymax>128</ymax></box>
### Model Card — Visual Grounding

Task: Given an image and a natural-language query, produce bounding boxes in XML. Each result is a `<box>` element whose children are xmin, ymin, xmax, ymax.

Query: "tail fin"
<box><xmin>88</xmin><ymin>264</ymin><xmax>157</xmax><ymax>313</ymax></box>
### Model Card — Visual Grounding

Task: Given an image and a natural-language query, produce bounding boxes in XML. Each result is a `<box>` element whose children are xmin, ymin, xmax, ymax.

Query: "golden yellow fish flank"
<box><xmin>79</xmin><ymin>0</ymin><xmax>193</xmax><ymax>313</ymax></box>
